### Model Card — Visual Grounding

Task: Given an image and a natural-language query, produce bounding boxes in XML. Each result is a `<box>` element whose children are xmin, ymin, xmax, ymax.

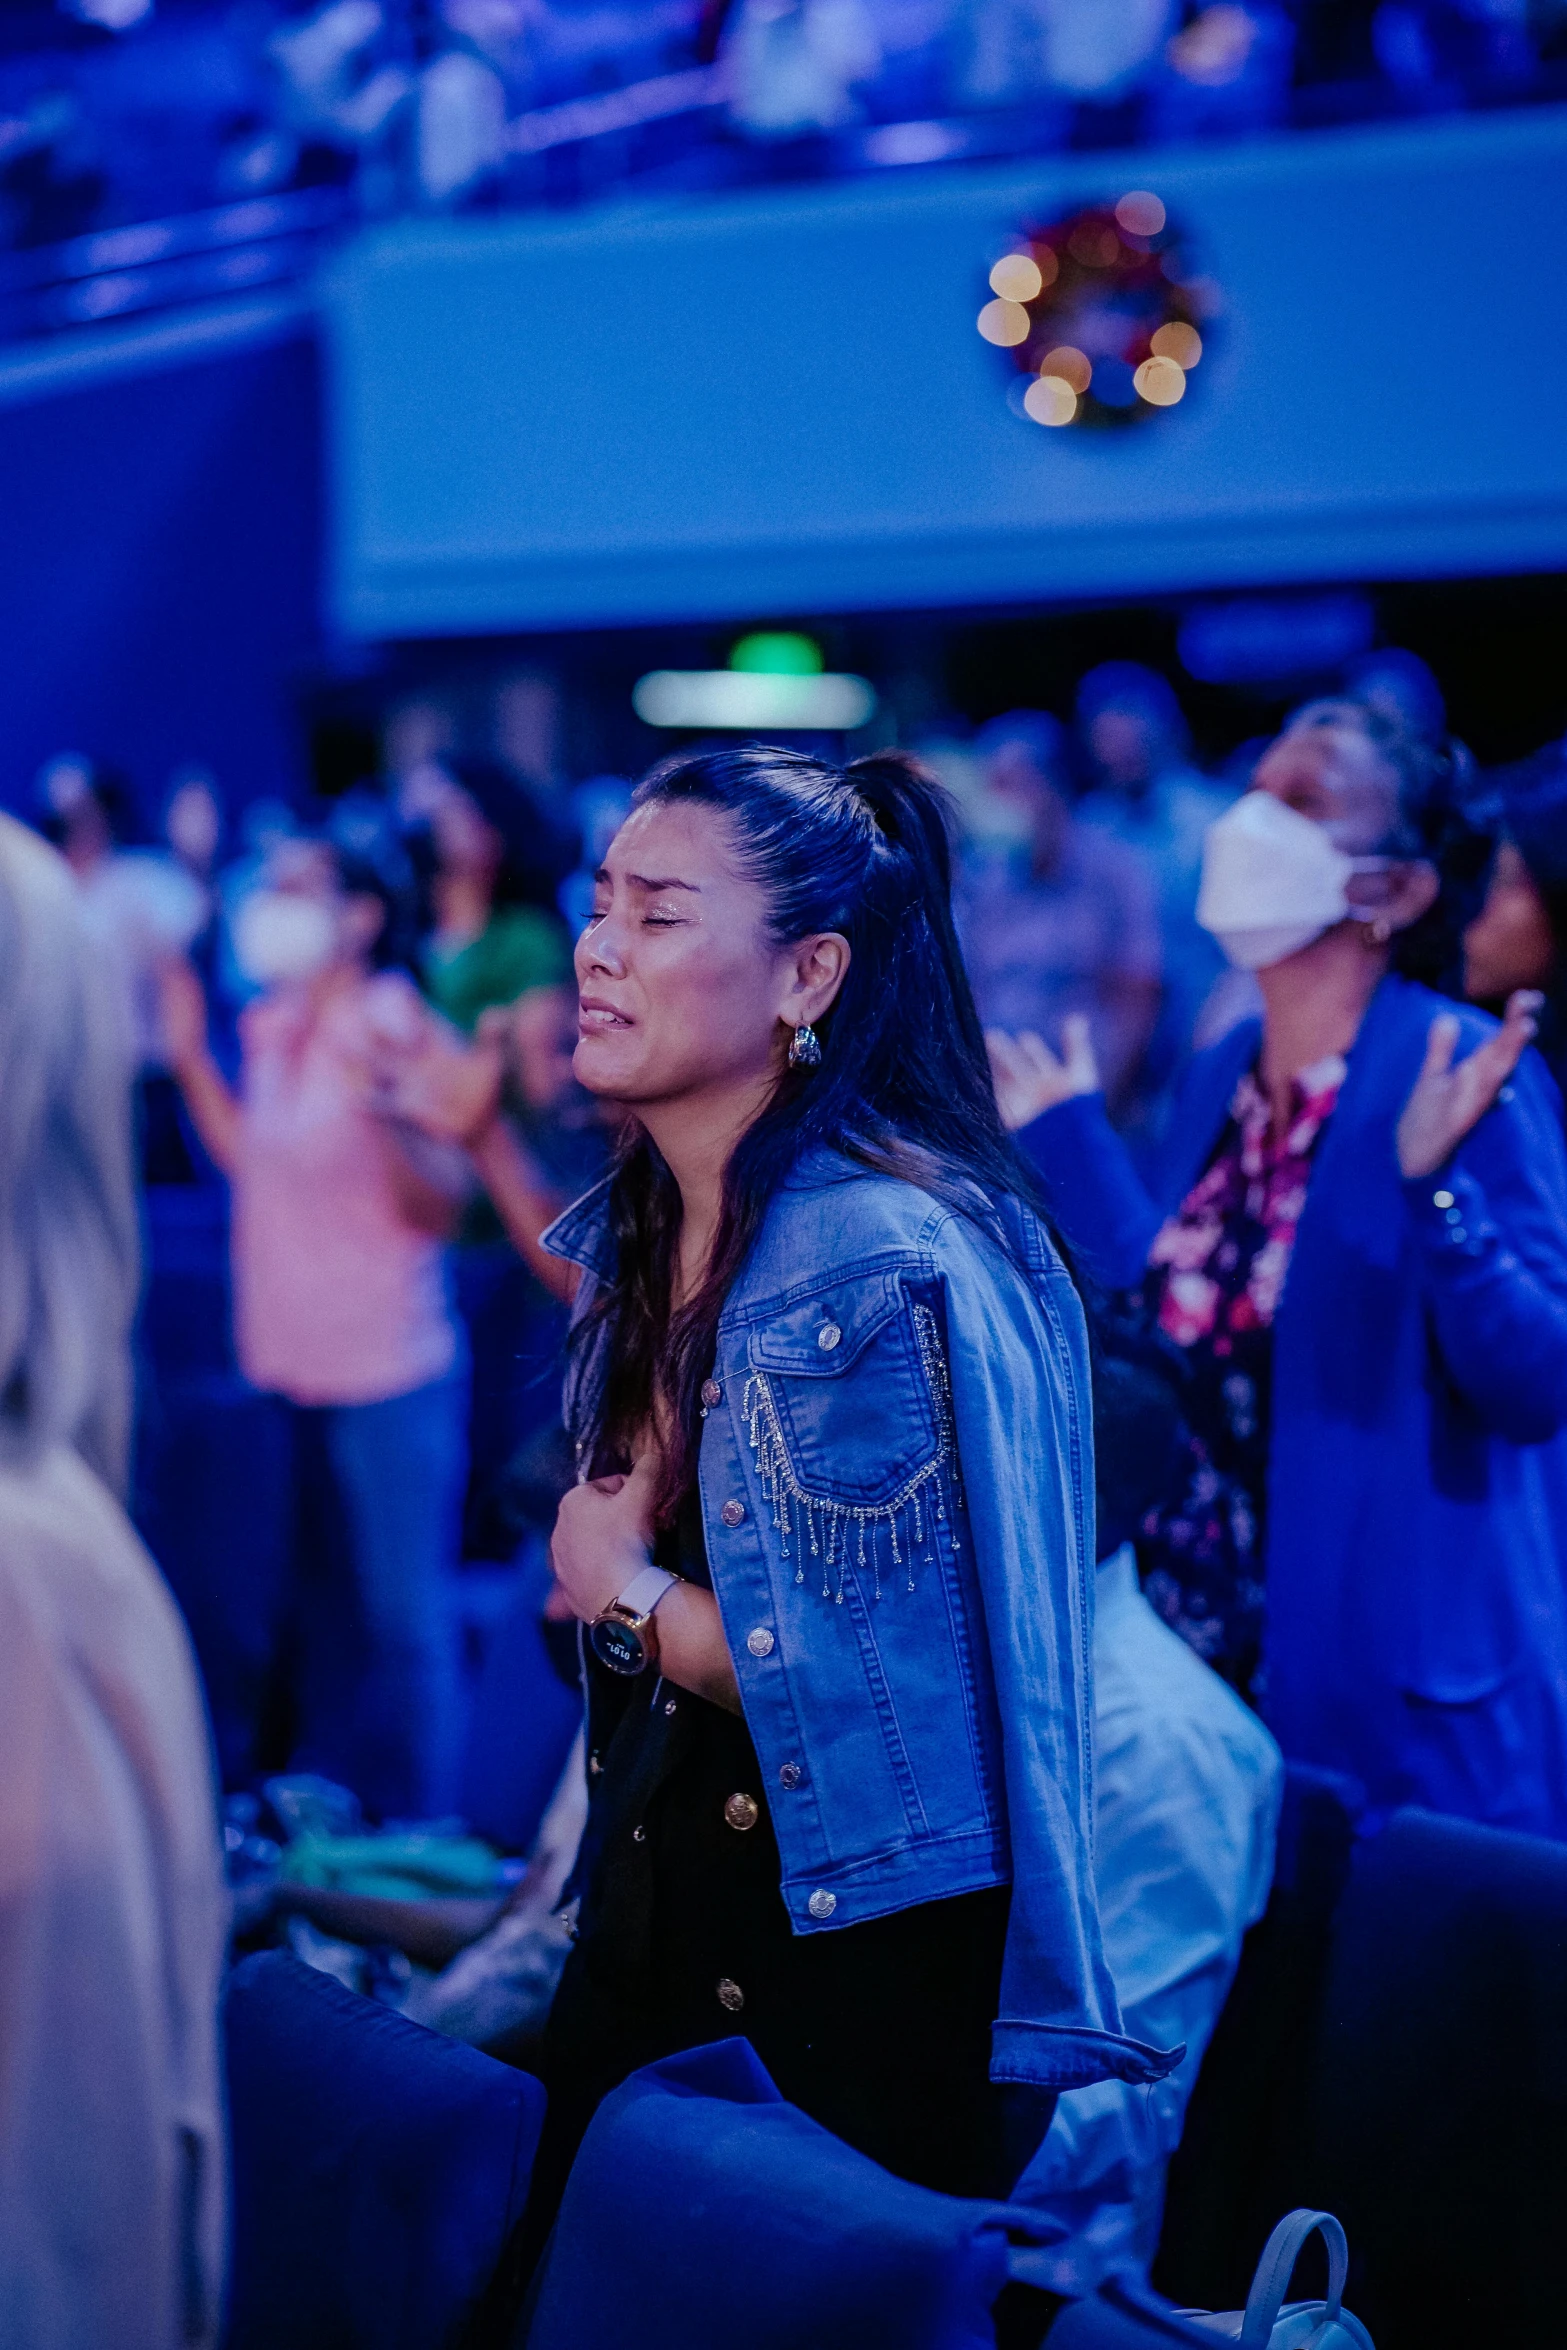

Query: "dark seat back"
<box><xmin>525</xmin><ymin>2037</ymin><xmax>1035</xmax><ymax>2350</ymax></box>
<box><xmin>224</xmin><ymin>1950</ymin><xmax>545</xmax><ymax>2350</ymax></box>
<box><xmin>1155</xmin><ymin>1762</ymin><xmax>1366</xmax><ymax>2308</ymax></box>
<box><xmin>1301</xmin><ymin>1806</ymin><xmax>1567</xmax><ymax>2350</ymax></box>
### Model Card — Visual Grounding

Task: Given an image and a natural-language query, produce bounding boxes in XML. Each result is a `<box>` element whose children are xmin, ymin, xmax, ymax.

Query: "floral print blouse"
<box><xmin>1136</xmin><ymin>1053</ymin><xmax>1346</xmax><ymax>1699</ymax></box>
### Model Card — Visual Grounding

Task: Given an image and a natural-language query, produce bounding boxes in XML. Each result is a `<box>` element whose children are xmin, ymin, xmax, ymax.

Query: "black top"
<box><xmin>569</xmin><ymin>1485</ymin><xmax>785</xmax><ymax>2010</ymax></box>
<box><xmin>534</xmin><ymin>1488</ymin><xmax>1020</xmax><ymax>2212</ymax></box>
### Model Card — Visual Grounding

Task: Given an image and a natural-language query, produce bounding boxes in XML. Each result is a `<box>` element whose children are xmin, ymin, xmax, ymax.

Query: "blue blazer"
<box><xmin>1021</xmin><ymin>974</ymin><xmax>1567</xmax><ymax>1838</ymax></box>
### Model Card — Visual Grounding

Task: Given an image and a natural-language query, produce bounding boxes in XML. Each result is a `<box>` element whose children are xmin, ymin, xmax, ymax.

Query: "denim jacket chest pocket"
<box><xmin>737</xmin><ymin>1273</ymin><xmax>962</xmax><ymax>1605</ymax></box>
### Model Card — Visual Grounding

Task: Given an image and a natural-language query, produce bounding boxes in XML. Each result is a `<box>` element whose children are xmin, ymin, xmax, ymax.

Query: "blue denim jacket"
<box><xmin>544</xmin><ymin>1153</ymin><xmax>1174</xmax><ymax>2093</ymax></box>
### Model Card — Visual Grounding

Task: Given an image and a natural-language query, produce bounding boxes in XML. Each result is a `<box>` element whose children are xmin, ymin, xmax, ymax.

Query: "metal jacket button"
<box><xmin>817</xmin><ymin>1321</ymin><xmax>842</xmax><ymax>1351</ymax></box>
<box><xmin>724</xmin><ymin>1792</ymin><xmax>760</xmax><ymax>1832</ymax></box>
<box><xmin>716</xmin><ymin>1978</ymin><xmax>745</xmax><ymax>2013</ymax></box>
<box><xmin>778</xmin><ymin>1762</ymin><xmax>802</xmax><ymax>1790</ymax></box>
<box><xmin>746</xmin><ymin>1626</ymin><xmax>774</xmax><ymax>1657</ymax></box>
<box><xmin>720</xmin><ymin>1499</ymin><xmax>746</xmax><ymax>1527</ymax></box>
<box><xmin>701</xmin><ymin>1379</ymin><xmax>722</xmax><ymax>1408</ymax></box>
<box><xmin>807</xmin><ymin>1889</ymin><xmax>837</xmax><ymax>1919</ymax></box>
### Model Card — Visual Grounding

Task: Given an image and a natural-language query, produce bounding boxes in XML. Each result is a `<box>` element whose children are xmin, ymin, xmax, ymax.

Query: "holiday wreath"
<box><xmin>978</xmin><ymin>190</ymin><xmax>1217</xmax><ymax>430</ymax></box>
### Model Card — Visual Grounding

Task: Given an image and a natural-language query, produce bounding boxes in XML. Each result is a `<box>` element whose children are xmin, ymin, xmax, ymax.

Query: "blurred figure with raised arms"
<box><xmin>992</xmin><ymin>697</ymin><xmax>1567</xmax><ymax>1833</ymax></box>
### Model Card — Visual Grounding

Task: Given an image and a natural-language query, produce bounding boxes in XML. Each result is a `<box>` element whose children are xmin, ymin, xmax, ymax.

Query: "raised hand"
<box><xmin>986</xmin><ymin>1015</ymin><xmax>1101</xmax><ymax>1134</ymax></box>
<box><xmin>1396</xmin><ymin>989</ymin><xmax>1543</xmax><ymax>1180</ymax></box>
<box><xmin>375</xmin><ymin>1016</ymin><xmax>504</xmax><ymax>1148</ymax></box>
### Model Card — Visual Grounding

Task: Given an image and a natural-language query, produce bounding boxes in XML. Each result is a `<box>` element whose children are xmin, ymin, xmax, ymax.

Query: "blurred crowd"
<box><xmin>7</xmin><ymin>638</ymin><xmax>1567</xmax><ymax>2339</ymax></box>
<box><xmin>4</xmin><ymin>0</ymin><xmax>1566</xmax><ymax>268</ymax></box>
<box><xmin>26</xmin><ymin>643</ymin><xmax>1567</xmax><ymax>1807</ymax></box>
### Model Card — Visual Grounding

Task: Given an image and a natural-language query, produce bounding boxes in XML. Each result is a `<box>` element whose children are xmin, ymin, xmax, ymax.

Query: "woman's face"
<box><xmin>573</xmin><ymin>799</ymin><xmax>845</xmax><ymax>1107</ymax></box>
<box><xmin>1249</xmin><ymin>706</ymin><xmax>1439</xmax><ymax>939</ymax></box>
<box><xmin>1251</xmin><ymin>710</ymin><xmax>1401</xmax><ymax>856</ymax></box>
<box><xmin>431</xmin><ymin>783</ymin><xmax>503</xmax><ymax>881</ymax></box>
<box><xmin>1465</xmin><ymin>841</ymin><xmax>1557</xmax><ymax>1002</ymax></box>
<box><xmin>267</xmin><ymin>841</ymin><xmax>383</xmax><ymax>968</ymax></box>
<box><xmin>166</xmin><ymin>779</ymin><xmax>220</xmax><ymax>874</ymax></box>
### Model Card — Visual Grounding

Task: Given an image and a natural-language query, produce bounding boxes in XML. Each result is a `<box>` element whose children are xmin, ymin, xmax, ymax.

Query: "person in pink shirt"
<box><xmin>162</xmin><ymin>831</ymin><xmax>468</xmax><ymax>1820</ymax></box>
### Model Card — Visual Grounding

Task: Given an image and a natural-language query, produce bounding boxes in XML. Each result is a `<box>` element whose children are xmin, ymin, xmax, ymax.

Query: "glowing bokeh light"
<box><xmin>1115</xmin><ymin>191</ymin><xmax>1167</xmax><ymax>237</ymax></box>
<box><xmin>989</xmin><ymin>252</ymin><xmax>1044</xmax><ymax>303</ymax></box>
<box><xmin>1039</xmin><ymin>344</ymin><xmax>1092</xmax><ymax>394</ymax></box>
<box><xmin>1024</xmin><ymin>376</ymin><xmax>1077</xmax><ymax>427</ymax></box>
<box><xmin>729</xmin><ymin>632</ymin><xmax>823</xmax><ymax>675</ymax></box>
<box><xmin>1035</xmin><ymin>247</ymin><xmax>1060</xmax><ymax>289</ymax></box>
<box><xmin>1150</xmin><ymin>321</ymin><xmax>1203</xmax><ymax>369</ymax></box>
<box><xmin>633</xmin><ymin>671</ymin><xmax>877</xmax><ymax>730</ymax></box>
<box><xmin>977</xmin><ymin>297</ymin><xmax>1031</xmax><ymax>347</ymax></box>
<box><xmin>1133</xmin><ymin>355</ymin><xmax>1187</xmax><ymax>406</ymax></box>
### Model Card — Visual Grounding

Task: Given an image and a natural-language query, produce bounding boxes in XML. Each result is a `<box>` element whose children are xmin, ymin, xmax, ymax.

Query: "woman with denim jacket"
<box><xmin>527</xmin><ymin>744</ymin><xmax>1172</xmax><ymax>2224</ymax></box>
<box><xmin>990</xmin><ymin>698</ymin><xmax>1567</xmax><ymax>1838</ymax></box>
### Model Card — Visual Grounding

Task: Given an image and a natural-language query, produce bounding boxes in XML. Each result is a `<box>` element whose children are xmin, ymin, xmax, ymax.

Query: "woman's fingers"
<box><xmin>1399</xmin><ymin>999</ymin><xmax>1540</xmax><ymax>1176</ymax></box>
<box><xmin>1015</xmin><ymin>1029</ymin><xmax>1063</xmax><ymax>1078</ymax></box>
<box><xmin>985</xmin><ymin>1025</ymin><xmax>1090</xmax><ymax>1131</ymax></box>
<box><xmin>1501</xmin><ymin>988</ymin><xmax>1545</xmax><ymax>1054</ymax></box>
<box><xmin>621</xmin><ymin>1453</ymin><xmax>660</xmax><ymax>1537</ymax></box>
<box><xmin>986</xmin><ymin>1030</ymin><xmax>1026</xmax><ymax>1088</ymax></box>
<box><xmin>1421</xmin><ymin>1012</ymin><xmax>1460</xmax><ymax>1084</ymax></box>
<box><xmin>1059</xmin><ymin>1014</ymin><xmax>1101</xmax><ymax>1092</ymax></box>
<box><xmin>1455</xmin><ymin>1002</ymin><xmax>1537</xmax><ymax>1123</ymax></box>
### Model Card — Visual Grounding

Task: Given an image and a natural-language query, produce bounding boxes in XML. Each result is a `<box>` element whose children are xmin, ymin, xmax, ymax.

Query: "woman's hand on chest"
<box><xmin>550</xmin><ymin>1455</ymin><xmax>658</xmax><ymax>1623</ymax></box>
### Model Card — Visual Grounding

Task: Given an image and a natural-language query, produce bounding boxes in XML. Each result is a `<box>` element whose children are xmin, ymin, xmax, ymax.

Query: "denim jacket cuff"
<box><xmin>990</xmin><ymin>2018</ymin><xmax>1184</xmax><ymax>2092</ymax></box>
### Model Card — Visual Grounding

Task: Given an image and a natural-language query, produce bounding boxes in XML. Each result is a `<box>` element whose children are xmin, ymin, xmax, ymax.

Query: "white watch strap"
<box><xmin>617</xmin><ymin>1565</ymin><xmax>678</xmax><ymax>1621</ymax></box>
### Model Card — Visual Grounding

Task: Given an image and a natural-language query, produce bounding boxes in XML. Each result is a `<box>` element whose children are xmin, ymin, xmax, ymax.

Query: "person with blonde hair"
<box><xmin>0</xmin><ymin>812</ymin><xmax>227</xmax><ymax>2350</ymax></box>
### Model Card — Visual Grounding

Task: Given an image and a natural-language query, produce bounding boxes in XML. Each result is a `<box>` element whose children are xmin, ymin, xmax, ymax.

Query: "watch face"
<box><xmin>589</xmin><ymin>1613</ymin><xmax>649</xmax><ymax>1676</ymax></box>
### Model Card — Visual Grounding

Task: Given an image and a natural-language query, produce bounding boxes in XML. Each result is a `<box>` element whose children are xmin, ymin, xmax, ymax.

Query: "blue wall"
<box><xmin>325</xmin><ymin>107</ymin><xmax>1567</xmax><ymax>638</ymax></box>
<box><xmin>0</xmin><ymin>311</ymin><xmax>321</xmax><ymax>821</ymax></box>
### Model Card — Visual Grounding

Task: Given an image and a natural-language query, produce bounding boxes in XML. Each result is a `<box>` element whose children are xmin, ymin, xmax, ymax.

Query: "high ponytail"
<box><xmin>581</xmin><ymin>741</ymin><xmax>1055</xmax><ymax>1518</ymax></box>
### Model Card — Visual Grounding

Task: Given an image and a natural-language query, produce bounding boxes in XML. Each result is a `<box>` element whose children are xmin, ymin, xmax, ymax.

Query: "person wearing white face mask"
<box><xmin>988</xmin><ymin>695</ymin><xmax>1567</xmax><ymax>1838</ymax></box>
<box><xmin>160</xmin><ymin>834</ymin><xmax>471</xmax><ymax>1820</ymax></box>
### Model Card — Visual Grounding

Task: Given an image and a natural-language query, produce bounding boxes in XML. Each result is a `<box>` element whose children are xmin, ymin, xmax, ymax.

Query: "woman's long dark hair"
<box><xmin>584</xmin><ymin>743</ymin><xmax>1049</xmax><ymax>1519</ymax></box>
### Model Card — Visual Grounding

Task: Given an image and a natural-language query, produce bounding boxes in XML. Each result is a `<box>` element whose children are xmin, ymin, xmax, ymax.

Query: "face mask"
<box><xmin>1197</xmin><ymin>791</ymin><xmax>1386</xmax><ymax>972</ymax></box>
<box><xmin>232</xmin><ymin>890</ymin><xmax>339</xmax><ymax>987</ymax></box>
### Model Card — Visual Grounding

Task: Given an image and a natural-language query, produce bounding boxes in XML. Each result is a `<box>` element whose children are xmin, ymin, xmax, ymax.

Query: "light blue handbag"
<box><xmin>1180</xmin><ymin>2210</ymin><xmax>1375</xmax><ymax>2349</ymax></box>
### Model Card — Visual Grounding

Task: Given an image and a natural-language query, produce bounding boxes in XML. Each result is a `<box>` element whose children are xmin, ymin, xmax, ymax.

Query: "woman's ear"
<box><xmin>780</xmin><ymin>933</ymin><xmax>851</xmax><ymax>1030</ymax></box>
<box><xmin>1386</xmin><ymin>861</ymin><xmax>1441</xmax><ymax>935</ymax></box>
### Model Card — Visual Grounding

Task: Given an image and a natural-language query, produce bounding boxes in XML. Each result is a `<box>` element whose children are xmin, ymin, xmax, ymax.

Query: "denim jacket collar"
<box><xmin>542</xmin><ymin>1151</ymin><xmax>1062</xmax><ymax>1349</ymax></box>
<box><xmin>540</xmin><ymin>1172</ymin><xmax>619</xmax><ymax>1286</ymax></box>
<box><xmin>539</xmin><ymin>1146</ymin><xmax>881</xmax><ymax>1301</ymax></box>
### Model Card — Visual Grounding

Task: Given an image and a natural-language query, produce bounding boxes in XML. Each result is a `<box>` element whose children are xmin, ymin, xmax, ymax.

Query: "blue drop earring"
<box><xmin>788</xmin><ymin>1023</ymin><xmax>822</xmax><ymax>1069</ymax></box>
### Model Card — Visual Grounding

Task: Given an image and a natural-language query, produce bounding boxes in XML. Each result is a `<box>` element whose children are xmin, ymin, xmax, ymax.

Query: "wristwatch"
<box><xmin>589</xmin><ymin>1565</ymin><xmax>680</xmax><ymax>1677</ymax></box>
